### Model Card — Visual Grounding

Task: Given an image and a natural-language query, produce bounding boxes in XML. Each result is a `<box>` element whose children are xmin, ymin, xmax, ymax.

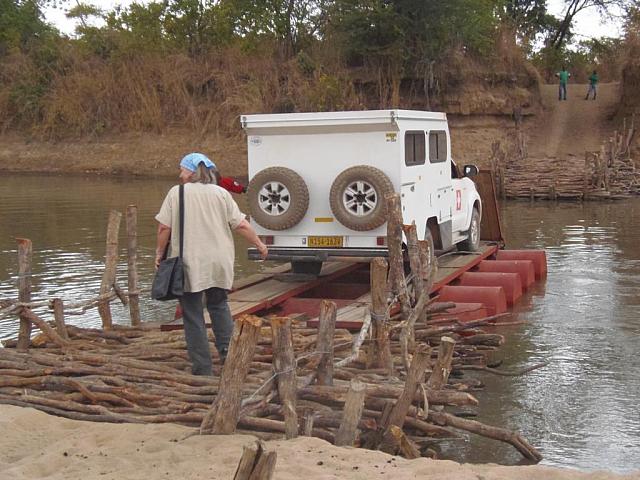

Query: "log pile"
<box><xmin>0</xmin><ymin>195</ymin><xmax>543</xmax><ymax>464</ymax></box>
<box><xmin>492</xmin><ymin>116</ymin><xmax>638</xmax><ymax>200</ymax></box>
<box><xmin>0</xmin><ymin>308</ymin><xmax>541</xmax><ymax>461</ymax></box>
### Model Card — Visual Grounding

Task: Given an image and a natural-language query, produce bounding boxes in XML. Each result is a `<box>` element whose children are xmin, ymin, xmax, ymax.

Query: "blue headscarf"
<box><xmin>180</xmin><ymin>152</ymin><xmax>216</xmax><ymax>172</ymax></box>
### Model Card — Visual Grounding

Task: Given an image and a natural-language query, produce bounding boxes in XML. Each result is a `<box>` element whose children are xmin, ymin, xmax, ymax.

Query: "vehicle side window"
<box><xmin>429</xmin><ymin>130</ymin><xmax>448</xmax><ymax>163</ymax></box>
<box><xmin>404</xmin><ymin>131</ymin><xmax>425</xmax><ymax>166</ymax></box>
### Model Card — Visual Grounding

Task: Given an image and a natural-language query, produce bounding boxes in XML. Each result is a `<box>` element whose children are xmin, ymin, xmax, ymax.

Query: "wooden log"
<box><xmin>126</xmin><ymin>205</ymin><xmax>141</xmax><ymax>326</ymax></box>
<box><xmin>51</xmin><ymin>298</ymin><xmax>69</xmax><ymax>340</ymax></box>
<box><xmin>238</xmin><ymin>416</ymin><xmax>334</xmax><ymax>443</ymax></box>
<box><xmin>316</xmin><ymin>300</ymin><xmax>336</xmax><ymax>386</ymax></box>
<box><xmin>98</xmin><ymin>210</ymin><xmax>122</xmax><ymax>330</ymax></box>
<box><xmin>383</xmin><ymin>344</ymin><xmax>431</xmax><ymax>431</ymax></box>
<box><xmin>335</xmin><ymin>378</ymin><xmax>367</xmax><ymax>447</ymax></box>
<box><xmin>298</xmin><ymin>383</ymin><xmax>478</xmax><ymax>407</ymax></box>
<box><xmin>385</xmin><ymin>194</ymin><xmax>411</xmax><ymax>321</ymax></box>
<box><xmin>16</xmin><ymin>238</ymin><xmax>32</xmax><ymax>351</ymax></box>
<box><xmin>200</xmin><ymin>315</ymin><xmax>263</xmax><ymax>434</ymax></box>
<box><xmin>270</xmin><ymin>317</ymin><xmax>298</xmax><ymax>439</ymax></box>
<box><xmin>369</xmin><ymin>257</ymin><xmax>392</xmax><ymax>374</ymax></box>
<box><xmin>427</xmin><ymin>336</ymin><xmax>456</xmax><ymax>390</ymax></box>
<box><xmin>428</xmin><ymin>410</ymin><xmax>542</xmax><ymax>462</ymax></box>
<box><xmin>234</xmin><ymin>440</ymin><xmax>277</xmax><ymax>480</ymax></box>
<box><xmin>21</xmin><ymin>309</ymin><xmax>70</xmax><ymax>348</ymax></box>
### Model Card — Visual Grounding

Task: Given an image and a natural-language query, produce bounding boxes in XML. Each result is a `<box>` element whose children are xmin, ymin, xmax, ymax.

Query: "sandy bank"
<box><xmin>0</xmin><ymin>131</ymin><xmax>248</xmax><ymax>179</ymax></box>
<box><xmin>1</xmin><ymin>405</ymin><xmax>636</xmax><ymax>480</ymax></box>
<box><xmin>0</xmin><ymin>116</ymin><xmax>513</xmax><ymax>180</ymax></box>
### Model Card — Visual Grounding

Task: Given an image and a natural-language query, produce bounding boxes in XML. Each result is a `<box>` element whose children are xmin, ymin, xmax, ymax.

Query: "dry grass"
<box><xmin>0</xmin><ymin>36</ymin><xmax>543</xmax><ymax>141</ymax></box>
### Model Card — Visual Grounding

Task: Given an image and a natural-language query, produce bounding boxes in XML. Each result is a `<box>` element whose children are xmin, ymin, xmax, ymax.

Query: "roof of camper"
<box><xmin>241</xmin><ymin>109</ymin><xmax>447</xmax><ymax>129</ymax></box>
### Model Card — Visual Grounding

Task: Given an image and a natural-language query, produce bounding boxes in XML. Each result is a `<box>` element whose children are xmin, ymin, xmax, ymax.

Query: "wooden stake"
<box><xmin>51</xmin><ymin>298</ymin><xmax>69</xmax><ymax>340</ymax></box>
<box><xmin>427</xmin><ymin>336</ymin><xmax>456</xmax><ymax>390</ymax></box>
<box><xmin>300</xmin><ymin>408</ymin><xmax>315</xmax><ymax>436</ymax></box>
<box><xmin>383</xmin><ymin>344</ymin><xmax>431</xmax><ymax>431</ymax></box>
<box><xmin>316</xmin><ymin>300</ymin><xmax>336</xmax><ymax>386</ymax></box>
<box><xmin>403</xmin><ymin>222</ymin><xmax>424</xmax><ymax>298</ymax></box>
<box><xmin>200</xmin><ymin>315</ymin><xmax>262</xmax><ymax>434</ymax></box>
<box><xmin>400</xmin><ymin>292</ymin><xmax>430</xmax><ymax>372</ymax></box>
<box><xmin>385</xmin><ymin>194</ymin><xmax>411</xmax><ymax>321</ymax></box>
<box><xmin>370</xmin><ymin>258</ymin><xmax>392</xmax><ymax>373</ymax></box>
<box><xmin>270</xmin><ymin>317</ymin><xmax>298</xmax><ymax>439</ymax></box>
<box><xmin>126</xmin><ymin>205</ymin><xmax>141</xmax><ymax>326</ymax></box>
<box><xmin>16</xmin><ymin>238</ymin><xmax>32</xmax><ymax>351</ymax></box>
<box><xmin>335</xmin><ymin>378</ymin><xmax>367</xmax><ymax>446</ymax></box>
<box><xmin>234</xmin><ymin>440</ymin><xmax>277</xmax><ymax>480</ymax></box>
<box><xmin>98</xmin><ymin>210</ymin><xmax>122</xmax><ymax>330</ymax></box>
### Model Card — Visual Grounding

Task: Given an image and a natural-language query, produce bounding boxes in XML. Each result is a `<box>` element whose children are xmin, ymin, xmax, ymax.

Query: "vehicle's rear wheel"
<box><xmin>247</xmin><ymin>167</ymin><xmax>309</xmax><ymax>230</ymax></box>
<box><xmin>291</xmin><ymin>260</ymin><xmax>323</xmax><ymax>276</ymax></box>
<box><xmin>457</xmin><ymin>208</ymin><xmax>480</xmax><ymax>252</ymax></box>
<box><xmin>329</xmin><ymin>165</ymin><xmax>394</xmax><ymax>231</ymax></box>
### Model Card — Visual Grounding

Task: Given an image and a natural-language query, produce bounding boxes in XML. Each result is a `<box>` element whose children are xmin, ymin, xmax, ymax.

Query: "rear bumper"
<box><xmin>248</xmin><ymin>247</ymin><xmax>388</xmax><ymax>262</ymax></box>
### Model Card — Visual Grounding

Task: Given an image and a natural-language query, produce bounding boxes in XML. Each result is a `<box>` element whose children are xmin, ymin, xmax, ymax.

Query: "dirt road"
<box><xmin>527</xmin><ymin>82</ymin><xmax>621</xmax><ymax>159</ymax></box>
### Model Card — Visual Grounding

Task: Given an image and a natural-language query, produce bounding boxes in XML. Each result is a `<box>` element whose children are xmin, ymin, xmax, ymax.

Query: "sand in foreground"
<box><xmin>1</xmin><ymin>405</ymin><xmax>637</xmax><ymax>480</ymax></box>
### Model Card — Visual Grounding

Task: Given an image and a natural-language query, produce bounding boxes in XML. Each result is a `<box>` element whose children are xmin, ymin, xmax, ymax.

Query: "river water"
<box><xmin>1</xmin><ymin>174</ymin><xmax>639</xmax><ymax>473</ymax></box>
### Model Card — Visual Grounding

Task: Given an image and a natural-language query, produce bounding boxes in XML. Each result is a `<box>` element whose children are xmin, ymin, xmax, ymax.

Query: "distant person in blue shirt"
<box><xmin>585</xmin><ymin>70</ymin><xmax>599</xmax><ymax>100</ymax></box>
<box><xmin>556</xmin><ymin>67</ymin><xmax>570</xmax><ymax>101</ymax></box>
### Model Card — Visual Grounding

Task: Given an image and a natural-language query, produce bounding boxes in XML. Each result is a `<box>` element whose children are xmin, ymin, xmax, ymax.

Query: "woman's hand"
<box><xmin>256</xmin><ymin>242</ymin><xmax>268</xmax><ymax>260</ymax></box>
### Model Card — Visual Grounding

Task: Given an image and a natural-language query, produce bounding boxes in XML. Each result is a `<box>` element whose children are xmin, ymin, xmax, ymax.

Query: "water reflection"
<box><xmin>0</xmin><ymin>173</ymin><xmax>271</xmax><ymax>337</ymax></box>
<box><xmin>1</xmin><ymin>176</ymin><xmax>639</xmax><ymax>472</ymax></box>
<box><xmin>457</xmin><ymin>200</ymin><xmax>640</xmax><ymax>473</ymax></box>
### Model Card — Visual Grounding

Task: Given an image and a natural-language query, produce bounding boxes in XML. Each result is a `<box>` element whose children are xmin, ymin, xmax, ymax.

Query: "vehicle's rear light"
<box><xmin>376</xmin><ymin>236</ymin><xmax>387</xmax><ymax>246</ymax></box>
<box><xmin>259</xmin><ymin>235</ymin><xmax>274</xmax><ymax>245</ymax></box>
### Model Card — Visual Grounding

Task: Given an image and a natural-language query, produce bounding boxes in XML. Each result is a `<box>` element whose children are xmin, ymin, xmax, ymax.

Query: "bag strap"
<box><xmin>179</xmin><ymin>184</ymin><xmax>185</xmax><ymax>258</ymax></box>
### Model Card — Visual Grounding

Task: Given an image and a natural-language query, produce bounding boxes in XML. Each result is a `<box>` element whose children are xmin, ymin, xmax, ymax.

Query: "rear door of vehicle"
<box><xmin>401</xmin><ymin>130</ymin><xmax>427</xmax><ymax>227</ymax></box>
<box><xmin>427</xmin><ymin>129</ymin><xmax>453</xmax><ymax>227</ymax></box>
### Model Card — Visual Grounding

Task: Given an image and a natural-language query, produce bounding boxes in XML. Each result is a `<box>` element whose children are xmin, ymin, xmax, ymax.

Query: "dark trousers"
<box><xmin>559</xmin><ymin>83</ymin><xmax>567</xmax><ymax>100</ymax></box>
<box><xmin>179</xmin><ymin>287</ymin><xmax>234</xmax><ymax>376</ymax></box>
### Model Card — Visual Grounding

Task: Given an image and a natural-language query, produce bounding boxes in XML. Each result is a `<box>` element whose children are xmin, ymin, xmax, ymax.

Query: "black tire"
<box><xmin>329</xmin><ymin>165</ymin><xmax>394</xmax><ymax>231</ymax></box>
<box><xmin>291</xmin><ymin>261</ymin><xmax>323</xmax><ymax>276</ymax></box>
<box><xmin>457</xmin><ymin>208</ymin><xmax>480</xmax><ymax>252</ymax></box>
<box><xmin>248</xmin><ymin>167</ymin><xmax>309</xmax><ymax>230</ymax></box>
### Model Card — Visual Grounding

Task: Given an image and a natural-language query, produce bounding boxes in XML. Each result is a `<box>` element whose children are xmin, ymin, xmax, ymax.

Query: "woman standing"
<box><xmin>155</xmin><ymin>153</ymin><xmax>268</xmax><ymax>376</ymax></box>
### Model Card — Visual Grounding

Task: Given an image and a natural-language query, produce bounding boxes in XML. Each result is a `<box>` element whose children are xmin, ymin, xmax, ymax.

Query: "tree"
<box><xmin>548</xmin><ymin>0</ymin><xmax>639</xmax><ymax>50</ymax></box>
<box><xmin>0</xmin><ymin>0</ymin><xmax>53</xmax><ymax>54</ymax></box>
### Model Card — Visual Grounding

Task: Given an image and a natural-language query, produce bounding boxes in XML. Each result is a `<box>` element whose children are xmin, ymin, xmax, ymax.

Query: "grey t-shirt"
<box><xmin>155</xmin><ymin>183</ymin><xmax>246</xmax><ymax>292</ymax></box>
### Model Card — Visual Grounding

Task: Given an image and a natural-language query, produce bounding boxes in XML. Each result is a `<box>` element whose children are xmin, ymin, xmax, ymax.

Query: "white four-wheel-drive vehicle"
<box><xmin>243</xmin><ymin>109</ymin><xmax>482</xmax><ymax>275</ymax></box>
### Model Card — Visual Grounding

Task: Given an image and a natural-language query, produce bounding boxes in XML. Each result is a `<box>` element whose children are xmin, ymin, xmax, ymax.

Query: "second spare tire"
<box><xmin>248</xmin><ymin>167</ymin><xmax>309</xmax><ymax>230</ymax></box>
<box><xmin>330</xmin><ymin>165</ymin><xmax>394</xmax><ymax>231</ymax></box>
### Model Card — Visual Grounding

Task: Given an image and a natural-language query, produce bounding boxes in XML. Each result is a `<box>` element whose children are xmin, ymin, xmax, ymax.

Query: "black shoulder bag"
<box><xmin>151</xmin><ymin>184</ymin><xmax>185</xmax><ymax>301</ymax></box>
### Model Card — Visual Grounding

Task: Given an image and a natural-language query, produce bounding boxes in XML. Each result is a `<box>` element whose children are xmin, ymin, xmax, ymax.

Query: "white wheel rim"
<box><xmin>343</xmin><ymin>181</ymin><xmax>377</xmax><ymax>217</ymax></box>
<box><xmin>258</xmin><ymin>182</ymin><xmax>291</xmax><ymax>216</ymax></box>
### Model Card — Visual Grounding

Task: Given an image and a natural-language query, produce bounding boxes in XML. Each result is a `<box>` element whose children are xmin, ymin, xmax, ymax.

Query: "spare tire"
<box><xmin>330</xmin><ymin>165</ymin><xmax>394</xmax><ymax>231</ymax></box>
<box><xmin>248</xmin><ymin>167</ymin><xmax>309</xmax><ymax>230</ymax></box>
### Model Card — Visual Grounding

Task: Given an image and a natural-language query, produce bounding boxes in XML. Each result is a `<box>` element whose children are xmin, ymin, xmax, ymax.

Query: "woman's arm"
<box><xmin>155</xmin><ymin>223</ymin><xmax>171</xmax><ymax>268</ymax></box>
<box><xmin>234</xmin><ymin>219</ymin><xmax>268</xmax><ymax>259</ymax></box>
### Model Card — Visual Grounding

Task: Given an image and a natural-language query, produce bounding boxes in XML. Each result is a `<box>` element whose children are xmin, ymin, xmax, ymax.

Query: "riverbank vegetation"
<box><xmin>1</xmin><ymin>0</ymin><xmax>639</xmax><ymax>141</ymax></box>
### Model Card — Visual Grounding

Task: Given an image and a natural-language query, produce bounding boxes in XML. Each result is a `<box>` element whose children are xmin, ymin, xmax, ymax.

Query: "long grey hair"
<box><xmin>190</xmin><ymin>163</ymin><xmax>220</xmax><ymax>185</ymax></box>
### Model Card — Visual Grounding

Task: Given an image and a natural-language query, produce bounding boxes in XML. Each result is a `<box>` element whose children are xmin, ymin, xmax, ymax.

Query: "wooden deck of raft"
<box><xmin>162</xmin><ymin>243</ymin><xmax>499</xmax><ymax>331</ymax></box>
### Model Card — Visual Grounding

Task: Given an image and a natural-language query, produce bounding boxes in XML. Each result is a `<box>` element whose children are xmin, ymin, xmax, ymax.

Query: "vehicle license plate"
<box><xmin>307</xmin><ymin>236</ymin><xmax>343</xmax><ymax>248</ymax></box>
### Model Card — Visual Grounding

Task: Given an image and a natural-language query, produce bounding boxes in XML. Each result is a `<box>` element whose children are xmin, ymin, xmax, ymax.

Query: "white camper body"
<box><xmin>242</xmin><ymin>110</ymin><xmax>481</xmax><ymax>272</ymax></box>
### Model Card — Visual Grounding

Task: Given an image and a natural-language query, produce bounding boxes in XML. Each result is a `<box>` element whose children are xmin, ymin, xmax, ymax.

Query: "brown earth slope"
<box><xmin>528</xmin><ymin>83</ymin><xmax>621</xmax><ymax>160</ymax></box>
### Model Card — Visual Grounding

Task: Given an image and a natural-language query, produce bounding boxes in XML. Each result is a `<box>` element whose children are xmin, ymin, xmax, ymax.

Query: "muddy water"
<box><xmin>1</xmin><ymin>174</ymin><xmax>639</xmax><ymax>473</ymax></box>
